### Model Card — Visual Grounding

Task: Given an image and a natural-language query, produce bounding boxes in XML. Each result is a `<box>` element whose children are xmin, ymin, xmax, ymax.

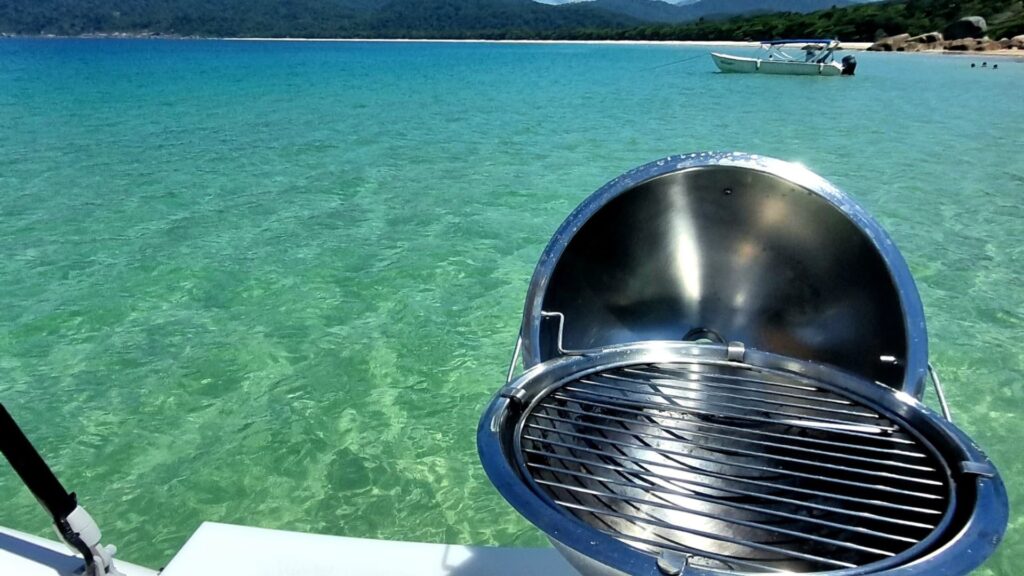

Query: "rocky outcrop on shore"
<box><xmin>869</xmin><ymin>33</ymin><xmax>912</xmax><ymax>51</ymax></box>
<box><xmin>868</xmin><ymin>17</ymin><xmax>1022</xmax><ymax>53</ymax></box>
<box><xmin>944</xmin><ymin>16</ymin><xmax>988</xmax><ymax>40</ymax></box>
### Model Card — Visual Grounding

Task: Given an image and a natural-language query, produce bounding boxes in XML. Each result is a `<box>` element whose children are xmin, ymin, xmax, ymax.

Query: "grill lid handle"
<box><xmin>927</xmin><ymin>363</ymin><xmax>953</xmax><ymax>422</ymax></box>
<box><xmin>506</xmin><ymin>333</ymin><xmax>523</xmax><ymax>386</ymax></box>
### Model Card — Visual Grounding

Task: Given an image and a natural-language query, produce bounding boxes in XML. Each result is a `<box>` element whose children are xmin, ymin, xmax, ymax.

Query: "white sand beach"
<box><xmin>224</xmin><ymin>37</ymin><xmax>876</xmax><ymax>50</ymax></box>
<box><xmin>46</xmin><ymin>35</ymin><xmax>1024</xmax><ymax>56</ymax></box>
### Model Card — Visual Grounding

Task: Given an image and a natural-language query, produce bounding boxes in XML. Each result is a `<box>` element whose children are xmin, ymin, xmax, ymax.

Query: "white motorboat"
<box><xmin>711</xmin><ymin>39</ymin><xmax>857</xmax><ymax>76</ymax></box>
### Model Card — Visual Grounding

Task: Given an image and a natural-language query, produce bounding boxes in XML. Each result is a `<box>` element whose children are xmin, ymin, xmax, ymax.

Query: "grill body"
<box><xmin>520</xmin><ymin>153</ymin><xmax>928</xmax><ymax>396</ymax></box>
<box><xmin>479</xmin><ymin>343</ymin><xmax>1006</xmax><ymax>576</ymax></box>
<box><xmin>480</xmin><ymin>154</ymin><xmax>1007</xmax><ymax>575</ymax></box>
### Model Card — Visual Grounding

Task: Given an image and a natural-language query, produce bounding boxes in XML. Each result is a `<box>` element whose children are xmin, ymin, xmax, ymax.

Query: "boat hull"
<box><xmin>1</xmin><ymin>522</ymin><xmax>579</xmax><ymax>576</ymax></box>
<box><xmin>711</xmin><ymin>52</ymin><xmax>843</xmax><ymax>76</ymax></box>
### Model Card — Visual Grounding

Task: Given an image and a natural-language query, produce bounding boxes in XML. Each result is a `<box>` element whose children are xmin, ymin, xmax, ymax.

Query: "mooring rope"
<box><xmin>641</xmin><ymin>53</ymin><xmax>707</xmax><ymax>72</ymax></box>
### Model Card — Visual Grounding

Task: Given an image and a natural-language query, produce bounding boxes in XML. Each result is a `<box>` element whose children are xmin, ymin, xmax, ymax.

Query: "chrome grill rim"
<box><xmin>478</xmin><ymin>342</ymin><xmax>1008</xmax><ymax>576</ymax></box>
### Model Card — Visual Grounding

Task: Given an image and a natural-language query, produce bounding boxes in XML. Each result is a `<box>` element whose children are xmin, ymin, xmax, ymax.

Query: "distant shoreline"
<box><xmin>231</xmin><ymin>38</ymin><xmax>878</xmax><ymax>49</ymax></box>
<box><xmin>226</xmin><ymin>37</ymin><xmax>873</xmax><ymax>47</ymax></box>
<box><xmin>7</xmin><ymin>35</ymin><xmax>1024</xmax><ymax>56</ymax></box>
<box><xmin>227</xmin><ymin>38</ymin><xmax>1024</xmax><ymax>56</ymax></box>
<box><xmin>0</xmin><ymin>35</ymin><xmax>874</xmax><ymax>50</ymax></box>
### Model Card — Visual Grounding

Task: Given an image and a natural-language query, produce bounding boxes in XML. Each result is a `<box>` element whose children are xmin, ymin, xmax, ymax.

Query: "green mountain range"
<box><xmin>0</xmin><ymin>0</ymin><xmax>1021</xmax><ymax>40</ymax></box>
<box><xmin>587</xmin><ymin>0</ymin><xmax>854</xmax><ymax>24</ymax></box>
<box><xmin>0</xmin><ymin>0</ymin><xmax>860</xmax><ymax>37</ymax></box>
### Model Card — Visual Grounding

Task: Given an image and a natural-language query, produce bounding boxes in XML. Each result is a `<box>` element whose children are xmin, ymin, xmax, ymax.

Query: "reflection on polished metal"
<box><xmin>520</xmin><ymin>152</ymin><xmax>928</xmax><ymax>397</ymax></box>
<box><xmin>479</xmin><ymin>154</ymin><xmax>1007</xmax><ymax>576</ymax></box>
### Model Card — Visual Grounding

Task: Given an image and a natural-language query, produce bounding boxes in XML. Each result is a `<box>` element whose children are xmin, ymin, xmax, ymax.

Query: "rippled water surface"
<box><xmin>0</xmin><ymin>39</ymin><xmax>1021</xmax><ymax>573</ymax></box>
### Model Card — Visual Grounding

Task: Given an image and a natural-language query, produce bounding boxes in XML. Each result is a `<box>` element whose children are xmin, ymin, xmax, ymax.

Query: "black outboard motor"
<box><xmin>842</xmin><ymin>54</ymin><xmax>857</xmax><ymax>75</ymax></box>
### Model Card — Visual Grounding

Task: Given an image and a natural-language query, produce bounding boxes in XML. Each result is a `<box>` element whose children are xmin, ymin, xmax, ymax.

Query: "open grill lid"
<box><xmin>519</xmin><ymin>152</ymin><xmax>928</xmax><ymax>396</ymax></box>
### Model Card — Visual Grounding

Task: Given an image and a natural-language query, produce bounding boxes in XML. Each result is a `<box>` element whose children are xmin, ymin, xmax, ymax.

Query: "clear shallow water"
<box><xmin>0</xmin><ymin>38</ymin><xmax>1021</xmax><ymax>572</ymax></box>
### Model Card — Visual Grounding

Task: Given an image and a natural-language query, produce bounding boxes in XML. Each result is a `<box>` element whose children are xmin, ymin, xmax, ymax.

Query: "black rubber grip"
<box><xmin>0</xmin><ymin>403</ymin><xmax>77</xmax><ymax>521</ymax></box>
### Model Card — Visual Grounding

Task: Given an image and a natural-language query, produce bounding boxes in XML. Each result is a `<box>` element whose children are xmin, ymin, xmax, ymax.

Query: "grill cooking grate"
<box><xmin>515</xmin><ymin>360</ymin><xmax>953</xmax><ymax>573</ymax></box>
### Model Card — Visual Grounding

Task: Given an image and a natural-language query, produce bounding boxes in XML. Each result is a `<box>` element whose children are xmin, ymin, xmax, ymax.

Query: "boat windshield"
<box><xmin>761</xmin><ymin>41</ymin><xmax>836</xmax><ymax>63</ymax></box>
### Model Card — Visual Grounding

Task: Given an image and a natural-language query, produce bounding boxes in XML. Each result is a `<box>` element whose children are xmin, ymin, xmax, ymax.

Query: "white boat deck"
<box><xmin>0</xmin><ymin>526</ymin><xmax>156</xmax><ymax>576</ymax></box>
<box><xmin>1</xmin><ymin>522</ymin><xmax>579</xmax><ymax>576</ymax></box>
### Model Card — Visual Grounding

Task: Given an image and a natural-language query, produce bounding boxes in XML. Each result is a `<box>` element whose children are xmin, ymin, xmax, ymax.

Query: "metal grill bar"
<box><xmin>523</xmin><ymin>441</ymin><xmax>943</xmax><ymax>517</ymax></box>
<box><xmin>554</xmin><ymin>386</ymin><xmax>913</xmax><ymax>443</ymax></box>
<box><xmin>544</xmin><ymin>393</ymin><xmax>929</xmax><ymax>459</ymax></box>
<box><xmin>525</xmin><ymin>432</ymin><xmax>943</xmax><ymax>500</ymax></box>
<box><xmin>524</xmin><ymin>449</ymin><xmax>940</xmax><ymax>526</ymax></box>
<box><xmin>645</xmin><ymin>363</ymin><xmax>846</xmax><ymax>396</ymax></box>
<box><xmin>648</xmin><ymin>361</ymin><xmax>828</xmax><ymax>392</ymax></box>
<box><xmin>624</xmin><ymin>368</ymin><xmax>863</xmax><ymax>409</ymax></box>
<box><xmin>530</xmin><ymin>462</ymin><xmax>923</xmax><ymax>542</ymax></box>
<box><xmin>517</xmin><ymin>360</ymin><xmax>953</xmax><ymax>573</ymax></box>
<box><xmin>552</xmin><ymin>498</ymin><xmax>861</xmax><ymax>569</ymax></box>
<box><xmin>526</xmin><ymin>421</ymin><xmax>941</xmax><ymax>486</ymax></box>
<box><xmin>540</xmin><ymin>457</ymin><xmax>863</xmax><ymax>571</ymax></box>
<box><xmin>525</xmin><ymin>424</ymin><xmax>944</xmax><ymax>501</ymax></box>
<box><xmin>531</xmin><ymin>410</ymin><xmax>936</xmax><ymax>473</ymax></box>
<box><xmin>629</xmin><ymin>366</ymin><xmax>855</xmax><ymax>404</ymax></box>
<box><xmin>597</xmin><ymin>371</ymin><xmax>880</xmax><ymax>419</ymax></box>
<box><xmin>542</xmin><ymin>478</ymin><xmax>898</xmax><ymax>557</ymax></box>
<box><xmin>572</xmin><ymin>379</ymin><xmax>900</xmax><ymax>432</ymax></box>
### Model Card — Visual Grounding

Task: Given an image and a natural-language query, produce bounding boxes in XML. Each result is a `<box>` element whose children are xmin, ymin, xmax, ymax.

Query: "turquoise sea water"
<box><xmin>0</xmin><ymin>38</ymin><xmax>1021</xmax><ymax>572</ymax></box>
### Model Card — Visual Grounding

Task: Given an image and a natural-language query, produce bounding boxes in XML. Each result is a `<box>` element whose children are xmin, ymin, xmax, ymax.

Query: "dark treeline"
<box><xmin>1</xmin><ymin>0</ymin><xmax>634</xmax><ymax>37</ymax></box>
<box><xmin>577</xmin><ymin>0</ymin><xmax>1024</xmax><ymax>42</ymax></box>
<box><xmin>1</xmin><ymin>0</ymin><xmax>1021</xmax><ymax>42</ymax></box>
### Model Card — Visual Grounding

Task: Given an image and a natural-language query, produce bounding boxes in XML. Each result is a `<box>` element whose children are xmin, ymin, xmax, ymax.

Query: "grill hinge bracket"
<box><xmin>726</xmin><ymin>341</ymin><xmax>746</xmax><ymax>362</ymax></box>
<box><xmin>656</xmin><ymin>550</ymin><xmax>689</xmax><ymax>575</ymax></box>
<box><xmin>960</xmin><ymin>461</ymin><xmax>996</xmax><ymax>478</ymax></box>
<box><xmin>498</xmin><ymin>387</ymin><xmax>528</xmax><ymax>406</ymax></box>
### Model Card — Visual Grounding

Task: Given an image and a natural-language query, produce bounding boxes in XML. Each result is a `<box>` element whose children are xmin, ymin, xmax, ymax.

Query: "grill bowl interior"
<box><xmin>520</xmin><ymin>153</ymin><xmax>928</xmax><ymax>394</ymax></box>
<box><xmin>479</xmin><ymin>343</ymin><xmax>1007</xmax><ymax>576</ymax></box>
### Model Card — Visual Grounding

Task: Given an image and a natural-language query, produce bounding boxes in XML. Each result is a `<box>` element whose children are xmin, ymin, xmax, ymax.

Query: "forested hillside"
<box><xmin>577</xmin><ymin>0</ymin><xmax>1023</xmax><ymax>42</ymax></box>
<box><xmin>1</xmin><ymin>0</ymin><xmax>1020</xmax><ymax>41</ymax></box>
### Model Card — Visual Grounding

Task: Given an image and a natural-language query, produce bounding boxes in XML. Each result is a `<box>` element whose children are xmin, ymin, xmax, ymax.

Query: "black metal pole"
<box><xmin>0</xmin><ymin>403</ymin><xmax>78</xmax><ymax>522</ymax></box>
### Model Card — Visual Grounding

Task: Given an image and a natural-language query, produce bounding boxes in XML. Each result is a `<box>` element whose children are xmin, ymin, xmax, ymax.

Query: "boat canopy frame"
<box><xmin>760</xmin><ymin>38</ymin><xmax>839</xmax><ymax>64</ymax></box>
<box><xmin>761</xmin><ymin>38</ymin><xmax>840</xmax><ymax>46</ymax></box>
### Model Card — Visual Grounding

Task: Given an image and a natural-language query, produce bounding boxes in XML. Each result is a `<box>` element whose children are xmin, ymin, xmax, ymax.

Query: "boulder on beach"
<box><xmin>945</xmin><ymin>38</ymin><xmax>979</xmax><ymax>51</ymax></box>
<box><xmin>867</xmin><ymin>33</ymin><xmax>911</xmax><ymax>51</ymax></box>
<box><xmin>910</xmin><ymin>32</ymin><xmax>944</xmax><ymax>44</ymax></box>
<box><xmin>1012</xmin><ymin>35</ymin><xmax>1024</xmax><ymax>49</ymax></box>
<box><xmin>944</xmin><ymin>16</ymin><xmax>987</xmax><ymax>41</ymax></box>
<box><xmin>973</xmin><ymin>38</ymin><xmax>1003</xmax><ymax>51</ymax></box>
<box><xmin>904</xmin><ymin>31</ymin><xmax>944</xmax><ymax>51</ymax></box>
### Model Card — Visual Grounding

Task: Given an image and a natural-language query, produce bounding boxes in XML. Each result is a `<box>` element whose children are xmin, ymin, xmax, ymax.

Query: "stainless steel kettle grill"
<box><xmin>478</xmin><ymin>153</ymin><xmax>1007</xmax><ymax>575</ymax></box>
